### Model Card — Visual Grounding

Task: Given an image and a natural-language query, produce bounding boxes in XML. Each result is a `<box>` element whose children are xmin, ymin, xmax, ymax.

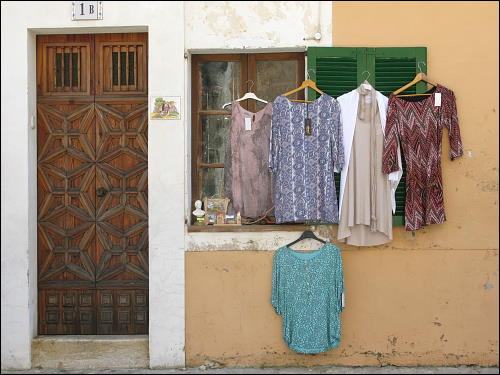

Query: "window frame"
<box><xmin>190</xmin><ymin>52</ymin><xmax>305</xmax><ymax>229</ymax></box>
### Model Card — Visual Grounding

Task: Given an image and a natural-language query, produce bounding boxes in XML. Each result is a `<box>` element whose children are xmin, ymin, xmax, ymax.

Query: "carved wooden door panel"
<box><xmin>37</xmin><ymin>33</ymin><xmax>148</xmax><ymax>335</ymax></box>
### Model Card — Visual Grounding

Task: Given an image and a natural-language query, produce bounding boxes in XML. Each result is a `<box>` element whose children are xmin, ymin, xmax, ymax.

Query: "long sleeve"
<box><xmin>442</xmin><ymin>89</ymin><xmax>463</xmax><ymax>160</ymax></box>
<box><xmin>382</xmin><ymin>98</ymin><xmax>401</xmax><ymax>175</ymax></box>
<box><xmin>332</xmin><ymin>100</ymin><xmax>345</xmax><ymax>173</ymax></box>
<box><xmin>335</xmin><ymin>249</ymin><xmax>344</xmax><ymax>312</ymax></box>
<box><xmin>268</xmin><ymin>104</ymin><xmax>279</xmax><ymax>172</ymax></box>
<box><xmin>271</xmin><ymin>250</ymin><xmax>283</xmax><ymax>315</ymax></box>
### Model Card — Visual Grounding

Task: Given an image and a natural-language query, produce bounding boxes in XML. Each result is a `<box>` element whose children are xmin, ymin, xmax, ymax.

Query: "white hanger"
<box><xmin>360</xmin><ymin>71</ymin><xmax>372</xmax><ymax>91</ymax></box>
<box><xmin>222</xmin><ymin>80</ymin><xmax>268</xmax><ymax>109</ymax></box>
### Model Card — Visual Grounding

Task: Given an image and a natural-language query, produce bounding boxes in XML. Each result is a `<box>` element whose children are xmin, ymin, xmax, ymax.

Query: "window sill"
<box><xmin>187</xmin><ymin>224</ymin><xmax>316</xmax><ymax>232</ymax></box>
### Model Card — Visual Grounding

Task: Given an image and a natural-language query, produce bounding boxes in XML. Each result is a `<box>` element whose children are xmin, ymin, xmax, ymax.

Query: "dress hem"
<box><xmin>287</xmin><ymin>340</ymin><xmax>341</xmax><ymax>354</ymax></box>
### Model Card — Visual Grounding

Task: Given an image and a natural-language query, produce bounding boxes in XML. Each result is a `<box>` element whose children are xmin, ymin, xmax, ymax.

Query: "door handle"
<box><xmin>96</xmin><ymin>187</ymin><xmax>108</xmax><ymax>197</ymax></box>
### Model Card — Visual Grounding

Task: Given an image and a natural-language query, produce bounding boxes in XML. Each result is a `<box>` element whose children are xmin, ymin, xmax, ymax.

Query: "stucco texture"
<box><xmin>185</xmin><ymin>1</ymin><xmax>499</xmax><ymax>367</ymax></box>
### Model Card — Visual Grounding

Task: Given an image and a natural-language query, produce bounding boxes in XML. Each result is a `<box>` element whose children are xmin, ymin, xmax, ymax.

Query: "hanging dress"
<box><xmin>224</xmin><ymin>101</ymin><xmax>274</xmax><ymax>218</ymax></box>
<box><xmin>337</xmin><ymin>84</ymin><xmax>394</xmax><ymax>246</ymax></box>
<box><xmin>269</xmin><ymin>94</ymin><xmax>344</xmax><ymax>224</ymax></box>
<box><xmin>382</xmin><ymin>84</ymin><xmax>463</xmax><ymax>231</ymax></box>
<box><xmin>271</xmin><ymin>242</ymin><xmax>344</xmax><ymax>353</ymax></box>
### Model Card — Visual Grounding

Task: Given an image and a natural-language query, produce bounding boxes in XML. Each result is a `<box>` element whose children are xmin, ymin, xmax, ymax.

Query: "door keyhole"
<box><xmin>96</xmin><ymin>187</ymin><xmax>108</xmax><ymax>197</ymax></box>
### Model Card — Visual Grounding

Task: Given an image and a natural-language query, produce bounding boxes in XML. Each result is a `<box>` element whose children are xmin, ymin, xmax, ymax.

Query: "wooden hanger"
<box><xmin>286</xmin><ymin>230</ymin><xmax>326</xmax><ymax>248</ymax></box>
<box><xmin>284</xmin><ymin>69</ymin><xmax>324</xmax><ymax>103</ymax></box>
<box><xmin>393</xmin><ymin>62</ymin><xmax>437</xmax><ymax>97</ymax></box>
<box><xmin>284</xmin><ymin>79</ymin><xmax>324</xmax><ymax>103</ymax></box>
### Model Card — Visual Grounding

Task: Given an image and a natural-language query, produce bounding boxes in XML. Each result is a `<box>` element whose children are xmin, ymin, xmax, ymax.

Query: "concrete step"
<box><xmin>32</xmin><ymin>335</ymin><xmax>149</xmax><ymax>369</ymax></box>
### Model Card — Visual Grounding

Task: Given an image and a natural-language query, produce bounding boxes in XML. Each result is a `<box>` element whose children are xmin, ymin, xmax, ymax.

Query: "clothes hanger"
<box><xmin>286</xmin><ymin>230</ymin><xmax>326</xmax><ymax>248</ymax></box>
<box><xmin>283</xmin><ymin>69</ymin><xmax>324</xmax><ymax>103</ymax></box>
<box><xmin>360</xmin><ymin>71</ymin><xmax>372</xmax><ymax>90</ymax></box>
<box><xmin>392</xmin><ymin>62</ymin><xmax>437</xmax><ymax>97</ymax></box>
<box><xmin>222</xmin><ymin>80</ymin><xmax>268</xmax><ymax>109</ymax></box>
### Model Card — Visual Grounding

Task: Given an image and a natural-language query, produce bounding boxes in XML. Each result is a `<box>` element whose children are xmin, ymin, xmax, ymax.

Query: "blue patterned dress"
<box><xmin>272</xmin><ymin>242</ymin><xmax>344</xmax><ymax>353</ymax></box>
<box><xmin>269</xmin><ymin>94</ymin><xmax>344</xmax><ymax>223</ymax></box>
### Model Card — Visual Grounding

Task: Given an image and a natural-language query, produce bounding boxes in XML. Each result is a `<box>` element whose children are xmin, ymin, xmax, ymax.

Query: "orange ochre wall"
<box><xmin>185</xmin><ymin>1</ymin><xmax>499</xmax><ymax>367</ymax></box>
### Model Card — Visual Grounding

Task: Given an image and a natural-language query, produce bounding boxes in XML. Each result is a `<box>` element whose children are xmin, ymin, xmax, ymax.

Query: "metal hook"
<box><xmin>418</xmin><ymin>61</ymin><xmax>426</xmax><ymax>73</ymax></box>
<box><xmin>361</xmin><ymin>70</ymin><xmax>370</xmax><ymax>81</ymax></box>
<box><xmin>306</xmin><ymin>68</ymin><xmax>316</xmax><ymax>80</ymax></box>
<box><xmin>246</xmin><ymin>80</ymin><xmax>255</xmax><ymax>92</ymax></box>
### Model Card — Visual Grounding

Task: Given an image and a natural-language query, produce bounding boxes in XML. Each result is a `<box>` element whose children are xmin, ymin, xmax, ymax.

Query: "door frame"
<box><xmin>3</xmin><ymin>10</ymin><xmax>186</xmax><ymax>366</ymax></box>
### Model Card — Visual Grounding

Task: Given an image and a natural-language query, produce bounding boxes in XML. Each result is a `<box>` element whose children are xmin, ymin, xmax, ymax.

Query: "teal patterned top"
<box><xmin>271</xmin><ymin>242</ymin><xmax>344</xmax><ymax>354</ymax></box>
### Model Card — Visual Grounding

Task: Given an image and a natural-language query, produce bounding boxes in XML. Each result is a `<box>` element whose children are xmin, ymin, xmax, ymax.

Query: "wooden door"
<box><xmin>37</xmin><ymin>33</ymin><xmax>148</xmax><ymax>334</ymax></box>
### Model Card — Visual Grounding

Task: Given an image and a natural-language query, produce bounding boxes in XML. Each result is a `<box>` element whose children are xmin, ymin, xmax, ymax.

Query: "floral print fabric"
<box><xmin>269</xmin><ymin>94</ymin><xmax>344</xmax><ymax>223</ymax></box>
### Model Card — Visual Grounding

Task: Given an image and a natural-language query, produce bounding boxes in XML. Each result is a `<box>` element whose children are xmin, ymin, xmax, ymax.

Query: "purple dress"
<box><xmin>224</xmin><ymin>101</ymin><xmax>274</xmax><ymax>218</ymax></box>
<box><xmin>269</xmin><ymin>94</ymin><xmax>344</xmax><ymax>223</ymax></box>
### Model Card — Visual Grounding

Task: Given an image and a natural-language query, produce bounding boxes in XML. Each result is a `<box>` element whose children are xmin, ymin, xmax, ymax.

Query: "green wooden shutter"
<box><xmin>308</xmin><ymin>47</ymin><xmax>363</xmax><ymax>99</ymax></box>
<box><xmin>307</xmin><ymin>47</ymin><xmax>427</xmax><ymax>226</ymax></box>
<box><xmin>307</xmin><ymin>47</ymin><xmax>362</xmax><ymax>213</ymax></box>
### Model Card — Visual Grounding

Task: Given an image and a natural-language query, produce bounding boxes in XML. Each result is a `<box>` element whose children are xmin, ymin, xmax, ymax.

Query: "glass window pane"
<box><xmin>255</xmin><ymin>60</ymin><xmax>298</xmax><ymax>110</ymax></box>
<box><xmin>200</xmin><ymin>61</ymin><xmax>240</xmax><ymax>110</ymax></box>
<box><xmin>201</xmin><ymin>168</ymin><xmax>225</xmax><ymax>199</ymax></box>
<box><xmin>112</xmin><ymin>52</ymin><xmax>118</xmax><ymax>86</ymax></box>
<box><xmin>128</xmin><ymin>52</ymin><xmax>135</xmax><ymax>85</ymax></box>
<box><xmin>120</xmin><ymin>52</ymin><xmax>127</xmax><ymax>85</ymax></box>
<box><xmin>71</xmin><ymin>53</ymin><xmax>79</xmax><ymax>87</ymax></box>
<box><xmin>201</xmin><ymin>115</ymin><xmax>230</xmax><ymax>164</ymax></box>
<box><xmin>63</xmin><ymin>53</ymin><xmax>70</xmax><ymax>87</ymax></box>
<box><xmin>55</xmin><ymin>53</ymin><xmax>62</xmax><ymax>87</ymax></box>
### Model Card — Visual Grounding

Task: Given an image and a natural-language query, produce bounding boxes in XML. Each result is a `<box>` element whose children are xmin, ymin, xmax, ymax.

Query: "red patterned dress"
<box><xmin>382</xmin><ymin>85</ymin><xmax>463</xmax><ymax>231</ymax></box>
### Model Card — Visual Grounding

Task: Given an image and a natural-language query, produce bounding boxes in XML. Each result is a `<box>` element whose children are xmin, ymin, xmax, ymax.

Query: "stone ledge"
<box><xmin>32</xmin><ymin>335</ymin><xmax>149</xmax><ymax>369</ymax></box>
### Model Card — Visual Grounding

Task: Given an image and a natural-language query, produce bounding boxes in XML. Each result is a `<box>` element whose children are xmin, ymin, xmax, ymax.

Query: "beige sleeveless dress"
<box><xmin>338</xmin><ymin>86</ymin><xmax>392</xmax><ymax>246</ymax></box>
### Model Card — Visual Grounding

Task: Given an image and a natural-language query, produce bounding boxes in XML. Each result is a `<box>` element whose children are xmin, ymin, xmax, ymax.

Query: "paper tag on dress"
<box><xmin>342</xmin><ymin>292</ymin><xmax>345</xmax><ymax>308</ymax></box>
<box><xmin>434</xmin><ymin>93</ymin><xmax>441</xmax><ymax>107</ymax></box>
<box><xmin>244</xmin><ymin>117</ymin><xmax>252</xmax><ymax>131</ymax></box>
<box><xmin>304</xmin><ymin>118</ymin><xmax>312</xmax><ymax>136</ymax></box>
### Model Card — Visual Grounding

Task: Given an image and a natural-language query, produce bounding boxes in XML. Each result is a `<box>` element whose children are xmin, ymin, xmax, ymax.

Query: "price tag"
<box><xmin>304</xmin><ymin>118</ymin><xmax>312</xmax><ymax>136</ymax></box>
<box><xmin>434</xmin><ymin>93</ymin><xmax>441</xmax><ymax>107</ymax></box>
<box><xmin>244</xmin><ymin>117</ymin><xmax>252</xmax><ymax>131</ymax></box>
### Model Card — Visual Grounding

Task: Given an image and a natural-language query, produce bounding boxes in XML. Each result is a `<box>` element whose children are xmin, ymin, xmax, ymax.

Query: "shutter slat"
<box><xmin>313</xmin><ymin>53</ymin><xmax>359</xmax><ymax>203</ymax></box>
<box><xmin>316</xmin><ymin>56</ymin><xmax>358</xmax><ymax>99</ymax></box>
<box><xmin>374</xmin><ymin>55</ymin><xmax>420</xmax><ymax>219</ymax></box>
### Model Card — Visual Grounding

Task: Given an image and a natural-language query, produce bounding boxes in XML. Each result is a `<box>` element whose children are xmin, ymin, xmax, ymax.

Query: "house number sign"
<box><xmin>72</xmin><ymin>1</ymin><xmax>103</xmax><ymax>20</ymax></box>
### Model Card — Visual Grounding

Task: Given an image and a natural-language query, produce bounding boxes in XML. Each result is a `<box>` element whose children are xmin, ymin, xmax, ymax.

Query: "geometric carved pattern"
<box><xmin>96</xmin><ymin>290</ymin><xmax>148</xmax><ymax>334</ymax></box>
<box><xmin>38</xmin><ymin>289</ymin><xmax>95</xmax><ymax>334</ymax></box>
<box><xmin>38</xmin><ymin>33</ymin><xmax>148</xmax><ymax>335</ymax></box>
<box><xmin>94</xmin><ymin>101</ymin><xmax>148</xmax><ymax>290</ymax></box>
<box><xmin>37</xmin><ymin>101</ymin><xmax>97</xmax><ymax>290</ymax></box>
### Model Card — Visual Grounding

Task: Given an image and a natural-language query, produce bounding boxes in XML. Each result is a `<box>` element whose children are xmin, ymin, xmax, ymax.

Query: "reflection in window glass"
<box><xmin>202</xmin><ymin>115</ymin><xmax>230</xmax><ymax>164</ymax></box>
<box><xmin>200</xmin><ymin>62</ymin><xmax>240</xmax><ymax>110</ymax></box>
<box><xmin>255</xmin><ymin>60</ymin><xmax>298</xmax><ymax>110</ymax></box>
<box><xmin>201</xmin><ymin>168</ymin><xmax>224</xmax><ymax>199</ymax></box>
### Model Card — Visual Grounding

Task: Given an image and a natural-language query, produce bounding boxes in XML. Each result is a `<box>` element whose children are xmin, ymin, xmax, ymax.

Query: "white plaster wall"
<box><xmin>185</xmin><ymin>1</ymin><xmax>332</xmax><ymax>50</ymax></box>
<box><xmin>1</xmin><ymin>1</ymin><xmax>185</xmax><ymax>369</ymax></box>
<box><xmin>1</xmin><ymin>5</ymin><xmax>35</xmax><ymax>369</ymax></box>
<box><xmin>187</xmin><ymin>229</ymin><xmax>333</xmax><ymax>252</ymax></box>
